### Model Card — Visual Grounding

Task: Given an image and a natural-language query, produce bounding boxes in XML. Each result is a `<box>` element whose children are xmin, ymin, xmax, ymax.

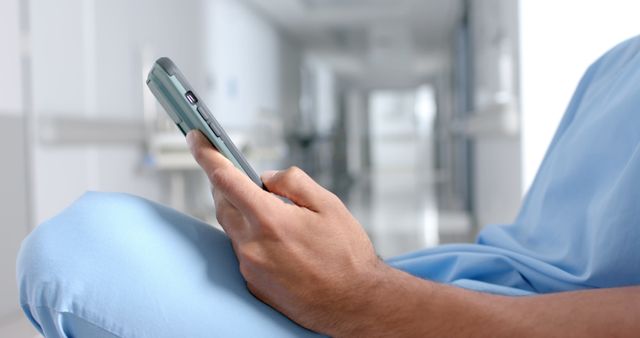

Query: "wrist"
<box><xmin>329</xmin><ymin>263</ymin><xmax>512</xmax><ymax>338</ymax></box>
<box><xmin>329</xmin><ymin>261</ymin><xmax>435</xmax><ymax>337</ymax></box>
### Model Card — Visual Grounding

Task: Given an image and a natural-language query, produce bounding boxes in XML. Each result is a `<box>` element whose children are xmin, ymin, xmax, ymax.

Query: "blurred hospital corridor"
<box><xmin>340</xmin><ymin>88</ymin><xmax>472</xmax><ymax>257</ymax></box>
<box><xmin>2</xmin><ymin>0</ymin><xmax>640</xmax><ymax>336</ymax></box>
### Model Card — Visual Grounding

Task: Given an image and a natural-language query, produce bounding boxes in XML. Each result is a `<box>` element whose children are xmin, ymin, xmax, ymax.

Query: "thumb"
<box><xmin>260</xmin><ymin>167</ymin><xmax>334</xmax><ymax>212</ymax></box>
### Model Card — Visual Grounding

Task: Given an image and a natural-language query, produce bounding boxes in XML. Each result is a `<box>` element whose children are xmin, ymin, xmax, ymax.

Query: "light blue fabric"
<box><xmin>388</xmin><ymin>35</ymin><xmax>640</xmax><ymax>295</ymax></box>
<box><xmin>17</xmin><ymin>36</ymin><xmax>640</xmax><ymax>337</ymax></box>
<box><xmin>18</xmin><ymin>192</ymin><xmax>322</xmax><ymax>337</ymax></box>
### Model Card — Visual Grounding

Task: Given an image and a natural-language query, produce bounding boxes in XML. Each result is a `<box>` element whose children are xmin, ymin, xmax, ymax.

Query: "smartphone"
<box><xmin>146</xmin><ymin>57</ymin><xmax>264</xmax><ymax>188</ymax></box>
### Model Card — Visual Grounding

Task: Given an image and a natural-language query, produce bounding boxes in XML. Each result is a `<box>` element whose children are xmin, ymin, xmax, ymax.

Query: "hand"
<box><xmin>186</xmin><ymin>130</ymin><xmax>385</xmax><ymax>335</ymax></box>
<box><xmin>186</xmin><ymin>130</ymin><xmax>640</xmax><ymax>338</ymax></box>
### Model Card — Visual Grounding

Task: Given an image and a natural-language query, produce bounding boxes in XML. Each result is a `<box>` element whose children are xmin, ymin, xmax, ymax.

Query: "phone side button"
<box><xmin>177</xmin><ymin>122</ymin><xmax>189</xmax><ymax>136</ymax></box>
<box><xmin>197</xmin><ymin>106</ymin><xmax>210</xmax><ymax>121</ymax></box>
<box><xmin>207</xmin><ymin>121</ymin><xmax>222</xmax><ymax>137</ymax></box>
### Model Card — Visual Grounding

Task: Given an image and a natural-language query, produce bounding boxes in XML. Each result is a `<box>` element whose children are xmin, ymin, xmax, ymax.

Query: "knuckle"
<box><xmin>246</xmin><ymin>282</ymin><xmax>258</xmax><ymax>296</ymax></box>
<box><xmin>327</xmin><ymin>191</ymin><xmax>343</xmax><ymax>206</ymax></box>
<box><xmin>236</xmin><ymin>246</ymin><xmax>251</xmax><ymax>264</ymax></box>
<box><xmin>238</xmin><ymin>260</ymin><xmax>252</xmax><ymax>279</ymax></box>
<box><xmin>192</xmin><ymin>145</ymin><xmax>207</xmax><ymax>162</ymax></box>
<box><xmin>287</xmin><ymin>166</ymin><xmax>304</xmax><ymax>178</ymax></box>
<box><xmin>282</xmin><ymin>166</ymin><xmax>303</xmax><ymax>183</ymax></box>
<box><xmin>245</xmin><ymin>282</ymin><xmax>269</xmax><ymax>303</ymax></box>
<box><xmin>237</xmin><ymin>244</ymin><xmax>264</xmax><ymax>268</ymax></box>
<box><xmin>256</xmin><ymin>214</ymin><xmax>282</xmax><ymax>239</ymax></box>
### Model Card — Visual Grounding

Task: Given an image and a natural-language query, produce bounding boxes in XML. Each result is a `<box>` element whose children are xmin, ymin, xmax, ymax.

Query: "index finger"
<box><xmin>186</xmin><ymin>130</ymin><xmax>275</xmax><ymax>219</ymax></box>
<box><xmin>186</xmin><ymin>129</ymin><xmax>235</xmax><ymax>173</ymax></box>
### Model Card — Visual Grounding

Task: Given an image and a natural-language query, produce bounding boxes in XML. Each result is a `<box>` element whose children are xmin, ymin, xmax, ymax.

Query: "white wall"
<box><xmin>0</xmin><ymin>0</ymin><xmax>22</xmax><ymax>115</ymax></box>
<box><xmin>203</xmin><ymin>0</ymin><xmax>302</xmax><ymax>174</ymax></box>
<box><xmin>520</xmin><ymin>0</ymin><xmax>640</xmax><ymax>191</ymax></box>
<box><xmin>29</xmin><ymin>0</ymin><xmax>205</xmax><ymax>223</ymax></box>
<box><xmin>469</xmin><ymin>0</ymin><xmax>522</xmax><ymax>227</ymax></box>
<box><xmin>1</xmin><ymin>0</ymin><xmax>300</xmax><ymax>326</ymax></box>
<box><xmin>27</xmin><ymin>0</ymin><xmax>302</xmax><ymax>224</ymax></box>
<box><xmin>0</xmin><ymin>0</ymin><xmax>29</xmax><ymax>321</ymax></box>
<box><xmin>205</xmin><ymin>0</ymin><xmax>299</xmax><ymax>131</ymax></box>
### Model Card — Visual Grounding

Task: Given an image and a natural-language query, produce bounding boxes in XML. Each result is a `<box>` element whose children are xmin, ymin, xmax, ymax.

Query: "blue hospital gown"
<box><xmin>16</xmin><ymin>36</ymin><xmax>640</xmax><ymax>337</ymax></box>
<box><xmin>389</xmin><ymin>35</ymin><xmax>640</xmax><ymax>295</ymax></box>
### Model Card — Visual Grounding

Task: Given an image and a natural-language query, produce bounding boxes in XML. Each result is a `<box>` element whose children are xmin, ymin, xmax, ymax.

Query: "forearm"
<box><xmin>514</xmin><ymin>285</ymin><xmax>640</xmax><ymax>337</ymax></box>
<box><xmin>330</xmin><ymin>264</ymin><xmax>514</xmax><ymax>337</ymax></box>
<box><xmin>184</xmin><ymin>134</ymin><xmax>639</xmax><ymax>337</ymax></box>
<box><xmin>332</xmin><ymin>264</ymin><xmax>640</xmax><ymax>338</ymax></box>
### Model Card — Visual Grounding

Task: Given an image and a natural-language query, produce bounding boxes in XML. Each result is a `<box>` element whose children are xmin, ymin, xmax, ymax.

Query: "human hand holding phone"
<box><xmin>148</xmin><ymin>58</ymin><xmax>391</xmax><ymax>334</ymax></box>
<box><xmin>186</xmin><ymin>130</ymin><xmax>388</xmax><ymax>336</ymax></box>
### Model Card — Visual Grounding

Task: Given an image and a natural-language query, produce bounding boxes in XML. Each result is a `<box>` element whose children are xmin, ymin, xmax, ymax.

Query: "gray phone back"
<box><xmin>146</xmin><ymin>57</ymin><xmax>263</xmax><ymax>188</ymax></box>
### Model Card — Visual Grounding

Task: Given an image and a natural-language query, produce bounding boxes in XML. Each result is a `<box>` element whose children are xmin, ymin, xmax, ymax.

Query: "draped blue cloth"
<box><xmin>389</xmin><ymin>35</ymin><xmax>640</xmax><ymax>295</ymax></box>
<box><xmin>17</xmin><ymin>36</ymin><xmax>640</xmax><ymax>337</ymax></box>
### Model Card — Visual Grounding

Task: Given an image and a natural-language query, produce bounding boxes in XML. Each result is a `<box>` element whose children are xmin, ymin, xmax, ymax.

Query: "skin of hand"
<box><xmin>187</xmin><ymin>130</ymin><xmax>640</xmax><ymax>338</ymax></box>
<box><xmin>186</xmin><ymin>130</ymin><xmax>387</xmax><ymax>335</ymax></box>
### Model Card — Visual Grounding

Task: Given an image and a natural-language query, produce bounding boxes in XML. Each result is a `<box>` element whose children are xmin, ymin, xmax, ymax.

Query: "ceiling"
<box><xmin>242</xmin><ymin>0</ymin><xmax>463</xmax><ymax>87</ymax></box>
